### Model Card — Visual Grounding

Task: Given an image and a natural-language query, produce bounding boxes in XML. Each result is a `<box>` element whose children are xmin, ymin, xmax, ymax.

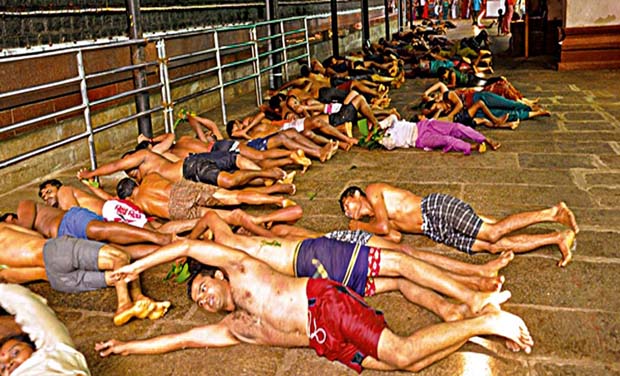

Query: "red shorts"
<box><xmin>364</xmin><ymin>247</ymin><xmax>381</xmax><ymax>296</ymax></box>
<box><xmin>306</xmin><ymin>278</ymin><xmax>386</xmax><ymax>373</ymax></box>
<box><xmin>336</xmin><ymin>80</ymin><xmax>353</xmax><ymax>91</ymax></box>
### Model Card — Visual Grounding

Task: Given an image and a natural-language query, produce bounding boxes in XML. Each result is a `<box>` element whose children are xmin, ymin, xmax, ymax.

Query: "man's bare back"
<box><xmin>14</xmin><ymin>201</ymin><xmax>64</xmax><ymax>238</ymax></box>
<box><xmin>369</xmin><ymin>183</ymin><xmax>425</xmax><ymax>233</ymax></box>
<box><xmin>58</xmin><ymin>186</ymin><xmax>105</xmax><ymax>213</ymax></box>
<box><xmin>131</xmin><ymin>173</ymin><xmax>175</xmax><ymax>219</ymax></box>
<box><xmin>0</xmin><ymin>223</ymin><xmax>46</xmax><ymax>266</ymax></box>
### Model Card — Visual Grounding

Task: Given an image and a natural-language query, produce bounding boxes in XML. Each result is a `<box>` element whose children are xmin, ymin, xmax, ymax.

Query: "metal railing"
<box><xmin>0</xmin><ymin>16</ymin><xmax>311</xmax><ymax>172</ymax></box>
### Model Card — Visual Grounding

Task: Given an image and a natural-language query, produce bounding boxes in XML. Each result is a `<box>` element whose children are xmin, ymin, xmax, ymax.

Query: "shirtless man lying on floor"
<box><xmin>339</xmin><ymin>183</ymin><xmax>579</xmax><ymax>267</ymax></box>
<box><xmin>0</xmin><ymin>222</ymin><xmax>169</xmax><ymax>326</ymax></box>
<box><xmin>96</xmin><ymin>239</ymin><xmax>534</xmax><ymax>373</ymax></box>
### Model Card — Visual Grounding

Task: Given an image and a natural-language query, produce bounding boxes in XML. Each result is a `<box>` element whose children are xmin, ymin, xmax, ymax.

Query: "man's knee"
<box><xmin>100</xmin><ymin>246</ymin><xmax>130</xmax><ymax>269</ymax></box>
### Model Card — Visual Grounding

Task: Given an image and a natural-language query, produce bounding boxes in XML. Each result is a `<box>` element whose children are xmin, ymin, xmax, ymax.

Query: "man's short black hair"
<box><xmin>0</xmin><ymin>333</ymin><xmax>35</xmax><ymax>352</ymax></box>
<box><xmin>300</xmin><ymin>64</ymin><xmax>310</xmax><ymax>77</ymax></box>
<box><xmin>135</xmin><ymin>140</ymin><xmax>153</xmax><ymax>151</ymax></box>
<box><xmin>0</xmin><ymin>213</ymin><xmax>17</xmax><ymax>222</ymax></box>
<box><xmin>116</xmin><ymin>178</ymin><xmax>138</xmax><ymax>199</ymax></box>
<box><xmin>225</xmin><ymin>120</ymin><xmax>237</xmax><ymax>139</ymax></box>
<box><xmin>437</xmin><ymin>67</ymin><xmax>449</xmax><ymax>78</ymax></box>
<box><xmin>38</xmin><ymin>179</ymin><xmax>62</xmax><ymax>197</ymax></box>
<box><xmin>268</xmin><ymin>93</ymin><xmax>286</xmax><ymax>111</ymax></box>
<box><xmin>186</xmin><ymin>258</ymin><xmax>223</xmax><ymax>300</ymax></box>
<box><xmin>338</xmin><ymin>186</ymin><xmax>366</xmax><ymax>212</ymax></box>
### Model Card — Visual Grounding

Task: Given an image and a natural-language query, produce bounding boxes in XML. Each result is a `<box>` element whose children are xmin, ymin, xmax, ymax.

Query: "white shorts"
<box><xmin>102</xmin><ymin>199</ymin><xmax>148</xmax><ymax>228</ymax></box>
<box><xmin>282</xmin><ymin>118</ymin><xmax>305</xmax><ymax>132</ymax></box>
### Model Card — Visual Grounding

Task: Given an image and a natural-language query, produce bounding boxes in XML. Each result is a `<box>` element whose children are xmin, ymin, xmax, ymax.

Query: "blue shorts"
<box><xmin>247</xmin><ymin>137</ymin><xmax>270</xmax><ymax>151</ymax></box>
<box><xmin>294</xmin><ymin>237</ymin><xmax>370</xmax><ymax>296</ymax></box>
<box><xmin>57</xmin><ymin>207</ymin><xmax>104</xmax><ymax>239</ymax></box>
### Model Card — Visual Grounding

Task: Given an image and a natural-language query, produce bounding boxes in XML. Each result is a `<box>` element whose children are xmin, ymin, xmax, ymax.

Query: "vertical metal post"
<box><xmin>76</xmin><ymin>50</ymin><xmax>98</xmax><ymax>171</ymax></box>
<box><xmin>330</xmin><ymin>0</ymin><xmax>339</xmax><ymax>56</ymax></box>
<box><xmin>214</xmin><ymin>31</ymin><xmax>228</xmax><ymax>124</ymax></box>
<box><xmin>409</xmin><ymin>0</ymin><xmax>414</xmax><ymax>27</ymax></box>
<box><xmin>280</xmin><ymin>20</ymin><xmax>289</xmax><ymax>82</ymax></box>
<box><xmin>303</xmin><ymin>17</ymin><xmax>311</xmax><ymax>66</ymax></box>
<box><xmin>250</xmin><ymin>27</ymin><xmax>263</xmax><ymax>107</ymax></box>
<box><xmin>124</xmin><ymin>0</ymin><xmax>153</xmax><ymax>137</ymax></box>
<box><xmin>361</xmin><ymin>0</ymin><xmax>370</xmax><ymax>44</ymax></box>
<box><xmin>384</xmin><ymin>0</ymin><xmax>391</xmax><ymax>40</ymax></box>
<box><xmin>267</xmin><ymin>0</ymin><xmax>283</xmax><ymax>89</ymax></box>
<box><xmin>398</xmin><ymin>0</ymin><xmax>404</xmax><ymax>31</ymax></box>
<box><xmin>156</xmin><ymin>39</ymin><xmax>173</xmax><ymax>134</ymax></box>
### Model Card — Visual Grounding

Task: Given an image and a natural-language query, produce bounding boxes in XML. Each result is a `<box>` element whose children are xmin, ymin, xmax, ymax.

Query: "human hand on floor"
<box><xmin>109</xmin><ymin>264</ymin><xmax>140</xmax><ymax>284</ymax></box>
<box><xmin>95</xmin><ymin>340</ymin><xmax>128</xmax><ymax>357</ymax></box>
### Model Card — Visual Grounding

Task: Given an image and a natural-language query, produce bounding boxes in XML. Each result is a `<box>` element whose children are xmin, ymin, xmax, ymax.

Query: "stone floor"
<box><xmin>1</xmin><ymin>20</ymin><xmax>620</xmax><ymax>376</ymax></box>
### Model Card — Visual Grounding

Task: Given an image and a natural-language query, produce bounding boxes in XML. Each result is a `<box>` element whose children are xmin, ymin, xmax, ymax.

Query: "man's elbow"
<box><xmin>374</xmin><ymin>223</ymin><xmax>391</xmax><ymax>235</ymax></box>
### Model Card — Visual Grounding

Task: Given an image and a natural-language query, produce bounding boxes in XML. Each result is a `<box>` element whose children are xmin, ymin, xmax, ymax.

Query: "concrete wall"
<box><xmin>564</xmin><ymin>0</ymin><xmax>620</xmax><ymax>28</ymax></box>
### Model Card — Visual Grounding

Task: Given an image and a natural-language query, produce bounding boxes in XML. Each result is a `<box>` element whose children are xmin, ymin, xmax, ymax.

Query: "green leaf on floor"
<box><xmin>261</xmin><ymin>240</ymin><xmax>281</xmax><ymax>247</ymax></box>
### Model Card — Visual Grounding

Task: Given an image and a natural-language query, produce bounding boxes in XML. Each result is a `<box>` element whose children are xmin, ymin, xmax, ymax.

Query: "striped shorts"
<box><xmin>420</xmin><ymin>193</ymin><xmax>483</xmax><ymax>254</ymax></box>
<box><xmin>324</xmin><ymin>229</ymin><xmax>373</xmax><ymax>245</ymax></box>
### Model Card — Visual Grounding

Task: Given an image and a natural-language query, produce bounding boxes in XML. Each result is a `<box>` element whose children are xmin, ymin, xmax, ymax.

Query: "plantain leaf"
<box><xmin>175</xmin><ymin>263</ymin><xmax>191</xmax><ymax>283</ymax></box>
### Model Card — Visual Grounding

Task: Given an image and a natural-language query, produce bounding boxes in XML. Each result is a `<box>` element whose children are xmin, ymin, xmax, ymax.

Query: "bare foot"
<box><xmin>268</xmin><ymin>183</ymin><xmax>296</xmax><ymax>195</ymax></box>
<box><xmin>290</xmin><ymin>150</ymin><xmax>312</xmax><ymax>173</ymax></box>
<box><xmin>486</xmin><ymin>138</ymin><xmax>501</xmax><ymax>151</ymax></box>
<box><xmin>271</xmin><ymin>167</ymin><xmax>287</xmax><ymax>180</ymax></box>
<box><xmin>469</xmin><ymin>289</ymin><xmax>511</xmax><ymax>314</ymax></box>
<box><xmin>478</xmin><ymin>251</ymin><xmax>514</xmax><ymax>277</ymax></box>
<box><xmin>277</xmin><ymin>171</ymin><xmax>296</xmax><ymax>185</ymax></box>
<box><xmin>148</xmin><ymin>301</ymin><xmax>171</xmax><ymax>320</ymax></box>
<box><xmin>507</xmin><ymin>120</ymin><xmax>520</xmax><ymax>129</ymax></box>
<box><xmin>389</xmin><ymin>108</ymin><xmax>401</xmax><ymax>119</ymax></box>
<box><xmin>481</xmin><ymin>310</ymin><xmax>534</xmax><ymax>354</ymax></box>
<box><xmin>554</xmin><ymin>202</ymin><xmax>579</xmax><ymax>234</ymax></box>
<box><xmin>282</xmin><ymin>199</ymin><xmax>297</xmax><ymax>208</ymax></box>
<box><xmin>439</xmin><ymin>303</ymin><xmax>472</xmax><ymax>322</ymax></box>
<box><xmin>477</xmin><ymin>275</ymin><xmax>505</xmax><ymax>292</ymax></box>
<box><xmin>496</xmin><ymin>113</ymin><xmax>510</xmax><ymax>125</ymax></box>
<box><xmin>557</xmin><ymin>230</ymin><xmax>576</xmax><ymax>267</ymax></box>
<box><xmin>327</xmin><ymin>141</ymin><xmax>339</xmax><ymax>160</ymax></box>
<box><xmin>340</xmin><ymin>142</ymin><xmax>353</xmax><ymax>151</ymax></box>
<box><xmin>319</xmin><ymin>143</ymin><xmax>332</xmax><ymax>162</ymax></box>
<box><xmin>113</xmin><ymin>299</ymin><xmax>153</xmax><ymax>326</ymax></box>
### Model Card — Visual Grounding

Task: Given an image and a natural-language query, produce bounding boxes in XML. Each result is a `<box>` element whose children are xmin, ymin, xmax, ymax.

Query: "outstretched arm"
<box><xmin>110</xmin><ymin>239</ymin><xmax>246</xmax><ymax>283</ymax></box>
<box><xmin>149</xmin><ymin>133</ymin><xmax>176</xmax><ymax>154</ymax></box>
<box><xmin>96</xmin><ymin>323</ymin><xmax>240</xmax><ymax>357</ymax></box>
<box><xmin>77</xmin><ymin>151</ymin><xmax>147</xmax><ymax>179</ymax></box>
<box><xmin>189</xmin><ymin>115</ymin><xmax>224</xmax><ymax>141</ymax></box>
<box><xmin>445</xmin><ymin>91</ymin><xmax>464</xmax><ymax>120</ymax></box>
<box><xmin>80</xmin><ymin>179</ymin><xmax>115</xmax><ymax>201</ymax></box>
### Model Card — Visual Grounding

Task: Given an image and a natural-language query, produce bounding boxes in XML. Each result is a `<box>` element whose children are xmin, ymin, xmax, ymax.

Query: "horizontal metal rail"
<box><xmin>0</xmin><ymin>14</ymin><xmax>315</xmax><ymax>172</ymax></box>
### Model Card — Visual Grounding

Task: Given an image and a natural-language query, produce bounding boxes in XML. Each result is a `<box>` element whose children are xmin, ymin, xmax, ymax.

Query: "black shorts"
<box><xmin>328</xmin><ymin>103</ymin><xmax>358</xmax><ymax>126</ymax></box>
<box><xmin>211</xmin><ymin>140</ymin><xmax>240</xmax><ymax>153</ymax></box>
<box><xmin>454</xmin><ymin>109</ymin><xmax>475</xmax><ymax>128</ymax></box>
<box><xmin>182</xmin><ymin>151</ymin><xmax>238</xmax><ymax>186</ymax></box>
<box><xmin>318</xmin><ymin>87</ymin><xmax>348</xmax><ymax>104</ymax></box>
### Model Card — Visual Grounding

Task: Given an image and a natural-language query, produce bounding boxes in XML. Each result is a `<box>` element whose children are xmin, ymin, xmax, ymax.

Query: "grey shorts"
<box><xmin>43</xmin><ymin>236</ymin><xmax>108</xmax><ymax>293</ymax></box>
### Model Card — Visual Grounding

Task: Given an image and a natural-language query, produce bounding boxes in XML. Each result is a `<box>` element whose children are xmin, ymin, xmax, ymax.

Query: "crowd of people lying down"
<box><xmin>1</xmin><ymin>20</ymin><xmax>577</xmax><ymax>375</ymax></box>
